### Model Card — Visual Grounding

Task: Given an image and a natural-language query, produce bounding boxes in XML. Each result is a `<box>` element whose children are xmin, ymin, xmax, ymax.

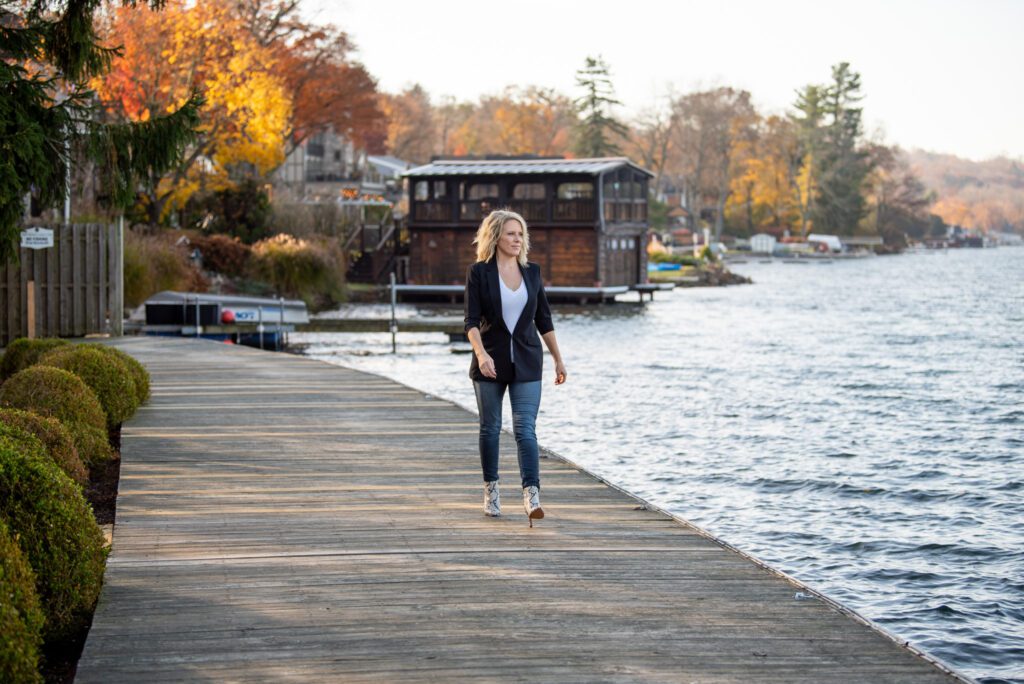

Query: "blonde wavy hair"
<box><xmin>473</xmin><ymin>209</ymin><xmax>530</xmax><ymax>266</ymax></box>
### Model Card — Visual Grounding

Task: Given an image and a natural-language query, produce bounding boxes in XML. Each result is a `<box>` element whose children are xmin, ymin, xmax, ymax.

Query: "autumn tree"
<box><xmin>667</xmin><ymin>87</ymin><xmax>756</xmax><ymax>238</ymax></box>
<box><xmin>625</xmin><ymin>101</ymin><xmax>676</xmax><ymax>198</ymax></box>
<box><xmin>865</xmin><ymin>144</ymin><xmax>941</xmax><ymax>243</ymax></box>
<box><xmin>444</xmin><ymin>87</ymin><xmax>575</xmax><ymax>158</ymax></box>
<box><xmin>0</xmin><ymin>0</ymin><xmax>199</xmax><ymax>259</ymax></box>
<box><xmin>380</xmin><ymin>84</ymin><xmax>437</xmax><ymax>164</ymax></box>
<box><xmin>94</xmin><ymin>0</ymin><xmax>291</xmax><ymax>225</ymax></box>
<box><xmin>236</xmin><ymin>1</ymin><xmax>385</xmax><ymax>156</ymax></box>
<box><xmin>573</xmin><ymin>56</ymin><xmax>626</xmax><ymax>157</ymax></box>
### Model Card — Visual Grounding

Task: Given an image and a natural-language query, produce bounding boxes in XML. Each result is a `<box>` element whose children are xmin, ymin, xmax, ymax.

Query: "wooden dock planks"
<box><xmin>75</xmin><ymin>338</ymin><xmax>965</xmax><ymax>683</ymax></box>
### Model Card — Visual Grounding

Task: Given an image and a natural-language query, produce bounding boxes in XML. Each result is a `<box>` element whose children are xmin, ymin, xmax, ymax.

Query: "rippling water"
<box><xmin>295</xmin><ymin>248</ymin><xmax>1024</xmax><ymax>683</ymax></box>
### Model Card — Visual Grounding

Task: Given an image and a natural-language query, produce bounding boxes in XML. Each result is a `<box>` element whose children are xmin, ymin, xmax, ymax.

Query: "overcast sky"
<box><xmin>306</xmin><ymin>0</ymin><xmax>1022</xmax><ymax>162</ymax></box>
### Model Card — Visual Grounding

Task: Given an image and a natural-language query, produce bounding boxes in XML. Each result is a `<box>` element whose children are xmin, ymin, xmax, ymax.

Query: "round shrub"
<box><xmin>89</xmin><ymin>345</ymin><xmax>150</xmax><ymax>405</ymax></box>
<box><xmin>0</xmin><ymin>427</ymin><xmax>106</xmax><ymax>643</ymax></box>
<box><xmin>0</xmin><ymin>519</ymin><xmax>44</xmax><ymax>684</ymax></box>
<box><xmin>38</xmin><ymin>345</ymin><xmax>139</xmax><ymax>428</ymax></box>
<box><xmin>0</xmin><ymin>338</ymin><xmax>69</xmax><ymax>381</ymax></box>
<box><xmin>0</xmin><ymin>409</ymin><xmax>88</xmax><ymax>487</ymax></box>
<box><xmin>0</xmin><ymin>366</ymin><xmax>112</xmax><ymax>466</ymax></box>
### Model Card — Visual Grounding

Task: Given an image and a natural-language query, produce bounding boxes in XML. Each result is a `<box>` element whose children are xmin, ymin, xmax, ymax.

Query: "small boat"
<box><xmin>138</xmin><ymin>291</ymin><xmax>309</xmax><ymax>350</ymax></box>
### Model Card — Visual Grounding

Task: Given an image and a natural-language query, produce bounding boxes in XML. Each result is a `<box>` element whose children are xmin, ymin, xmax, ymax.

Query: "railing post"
<box><xmin>258</xmin><ymin>306</ymin><xmax>264</xmax><ymax>350</ymax></box>
<box><xmin>390</xmin><ymin>272</ymin><xmax>397</xmax><ymax>354</ymax></box>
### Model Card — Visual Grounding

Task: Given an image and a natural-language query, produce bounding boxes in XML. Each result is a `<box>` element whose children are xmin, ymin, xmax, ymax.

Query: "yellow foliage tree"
<box><xmin>94</xmin><ymin>0</ymin><xmax>291</xmax><ymax>223</ymax></box>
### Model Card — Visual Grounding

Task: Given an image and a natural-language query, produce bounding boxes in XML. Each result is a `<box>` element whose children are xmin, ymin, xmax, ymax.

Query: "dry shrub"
<box><xmin>249</xmin><ymin>234</ymin><xmax>345</xmax><ymax>308</ymax></box>
<box><xmin>190</xmin><ymin>234</ymin><xmax>252</xmax><ymax>277</ymax></box>
<box><xmin>123</xmin><ymin>229</ymin><xmax>208</xmax><ymax>307</ymax></box>
<box><xmin>271</xmin><ymin>202</ymin><xmax>353</xmax><ymax>240</ymax></box>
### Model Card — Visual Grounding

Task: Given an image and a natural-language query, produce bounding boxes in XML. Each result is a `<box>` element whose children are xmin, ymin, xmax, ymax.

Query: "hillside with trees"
<box><xmin>903</xmin><ymin>150</ymin><xmax>1024</xmax><ymax>234</ymax></box>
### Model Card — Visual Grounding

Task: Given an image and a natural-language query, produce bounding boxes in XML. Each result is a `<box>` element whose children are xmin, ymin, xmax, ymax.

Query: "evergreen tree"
<box><xmin>572</xmin><ymin>56</ymin><xmax>627</xmax><ymax>158</ymax></box>
<box><xmin>790</xmin><ymin>84</ymin><xmax>825</xmax><ymax>237</ymax></box>
<box><xmin>0</xmin><ymin>0</ymin><xmax>201</xmax><ymax>261</ymax></box>
<box><xmin>812</xmin><ymin>62</ymin><xmax>872</xmax><ymax>234</ymax></box>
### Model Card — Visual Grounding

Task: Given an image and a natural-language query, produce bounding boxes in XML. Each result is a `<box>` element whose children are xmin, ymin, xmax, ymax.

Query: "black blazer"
<box><xmin>464</xmin><ymin>259</ymin><xmax>554</xmax><ymax>383</ymax></box>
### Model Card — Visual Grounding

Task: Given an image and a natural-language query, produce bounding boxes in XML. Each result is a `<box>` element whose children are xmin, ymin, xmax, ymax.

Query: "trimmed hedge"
<box><xmin>91</xmin><ymin>345</ymin><xmax>150</xmax><ymax>405</ymax></box>
<box><xmin>0</xmin><ymin>426</ymin><xmax>106</xmax><ymax>643</ymax></box>
<box><xmin>0</xmin><ymin>366</ymin><xmax>112</xmax><ymax>466</ymax></box>
<box><xmin>38</xmin><ymin>346</ymin><xmax>139</xmax><ymax>428</ymax></box>
<box><xmin>0</xmin><ymin>338</ymin><xmax>69</xmax><ymax>381</ymax></box>
<box><xmin>0</xmin><ymin>519</ymin><xmax>43</xmax><ymax>684</ymax></box>
<box><xmin>0</xmin><ymin>409</ymin><xmax>88</xmax><ymax>487</ymax></box>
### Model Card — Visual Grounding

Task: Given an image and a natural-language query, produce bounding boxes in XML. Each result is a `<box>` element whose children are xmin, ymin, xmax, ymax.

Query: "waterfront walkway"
<box><xmin>77</xmin><ymin>338</ymin><xmax>963</xmax><ymax>682</ymax></box>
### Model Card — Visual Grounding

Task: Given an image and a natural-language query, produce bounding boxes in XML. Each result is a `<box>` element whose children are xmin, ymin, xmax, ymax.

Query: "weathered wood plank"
<box><xmin>75</xmin><ymin>339</ymin><xmax>966</xmax><ymax>683</ymax></box>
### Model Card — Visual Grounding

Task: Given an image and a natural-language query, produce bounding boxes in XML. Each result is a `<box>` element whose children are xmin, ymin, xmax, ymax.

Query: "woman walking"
<box><xmin>464</xmin><ymin>209</ymin><xmax>567</xmax><ymax>526</ymax></box>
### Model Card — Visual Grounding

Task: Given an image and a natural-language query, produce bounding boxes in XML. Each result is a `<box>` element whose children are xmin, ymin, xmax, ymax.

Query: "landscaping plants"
<box><xmin>0</xmin><ymin>409</ymin><xmax>88</xmax><ymax>487</ymax></box>
<box><xmin>38</xmin><ymin>346</ymin><xmax>139</xmax><ymax>428</ymax></box>
<box><xmin>0</xmin><ymin>366</ymin><xmax>112</xmax><ymax>466</ymax></box>
<box><xmin>0</xmin><ymin>427</ymin><xmax>106</xmax><ymax>643</ymax></box>
<box><xmin>0</xmin><ymin>338</ymin><xmax>69</xmax><ymax>381</ymax></box>
<box><xmin>0</xmin><ymin>518</ymin><xmax>44</xmax><ymax>684</ymax></box>
<box><xmin>90</xmin><ymin>345</ymin><xmax>151</xmax><ymax>404</ymax></box>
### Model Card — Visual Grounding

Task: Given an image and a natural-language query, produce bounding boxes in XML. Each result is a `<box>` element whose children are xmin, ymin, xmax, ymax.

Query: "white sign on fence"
<box><xmin>20</xmin><ymin>227</ymin><xmax>54</xmax><ymax>250</ymax></box>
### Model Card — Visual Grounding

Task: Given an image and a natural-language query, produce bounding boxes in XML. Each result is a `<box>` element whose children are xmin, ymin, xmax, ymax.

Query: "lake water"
<box><xmin>294</xmin><ymin>248</ymin><xmax>1023</xmax><ymax>684</ymax></box>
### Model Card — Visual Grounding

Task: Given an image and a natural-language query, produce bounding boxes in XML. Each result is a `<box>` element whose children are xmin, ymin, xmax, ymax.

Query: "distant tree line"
<box><xmin>6</xmin><ymin>0</ymin><xmax>1018</xmax><ymax>257</ymax></box>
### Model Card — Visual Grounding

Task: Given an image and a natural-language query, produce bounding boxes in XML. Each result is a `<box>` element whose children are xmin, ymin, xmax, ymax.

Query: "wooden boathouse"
<box><xmin>404</xmin><ymin>157</ymin><xmax>653</xmax><ymax>288</ymax></box>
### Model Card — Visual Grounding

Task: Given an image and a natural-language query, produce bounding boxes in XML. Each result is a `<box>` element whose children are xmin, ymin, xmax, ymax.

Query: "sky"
<box><xmin>306</xmin><ymin>0</ymin><xmax>1023</xmax><ymax>162</ymax></box>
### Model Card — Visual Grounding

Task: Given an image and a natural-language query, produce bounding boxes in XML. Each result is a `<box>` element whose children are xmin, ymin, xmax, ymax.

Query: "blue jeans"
<box><xmin>473</xmin><ymin>380</ymin><xmax>542</xmax><ymax>489</ymax></box>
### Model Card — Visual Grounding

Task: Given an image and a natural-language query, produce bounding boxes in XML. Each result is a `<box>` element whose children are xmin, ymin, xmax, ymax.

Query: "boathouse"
<box><xmin>404</xmin><ymin>157</ymin><xmax>654</xmax><ymax>288</ymax></box>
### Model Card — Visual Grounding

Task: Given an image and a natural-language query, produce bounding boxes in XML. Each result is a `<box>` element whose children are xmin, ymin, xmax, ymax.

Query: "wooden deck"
<box><xmin>76</xmin><ymin>338</ymin><xmax>965</xmax><ymax>683</ymax></box>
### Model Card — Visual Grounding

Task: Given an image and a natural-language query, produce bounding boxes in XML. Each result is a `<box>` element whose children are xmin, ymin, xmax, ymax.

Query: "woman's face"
<box><xmin>495</xmin><ymin>219</ymin><xmax>524</xmax><ymax>259</ymax></box>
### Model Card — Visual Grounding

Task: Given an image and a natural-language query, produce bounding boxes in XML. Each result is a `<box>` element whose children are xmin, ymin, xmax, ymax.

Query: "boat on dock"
<box><xmin>129</xmin><ymin>291</ymin><xmax>309</xmax><ymax>350</ymax></box>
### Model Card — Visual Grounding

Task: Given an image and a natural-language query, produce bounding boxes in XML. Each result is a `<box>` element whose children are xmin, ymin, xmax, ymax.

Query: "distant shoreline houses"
<box><xmin>272</xmin><ymin>129</ymin><xmax>411</xmax><ymax>206</ymax></box>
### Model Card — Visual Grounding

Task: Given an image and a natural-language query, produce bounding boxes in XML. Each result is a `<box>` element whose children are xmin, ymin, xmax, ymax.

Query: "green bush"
<box><xmin>250</xmin><ymin>234</ymin><xmax>345</xmax><ymax>309</ymax></box>
<box><xmin>186</xmin><ymin>178</ymin><xmax>272</xmax><ymax>244</ymax></box>
<box><xmin>649</xmin><ymin>251</ymin><xmax>702</xmax><ymax>267</ymax></box>
<box><xmin>0</xmin><ymin>426</ymin><xmax>106</xmax><ymax>642</ymax></box>
<box><xmin>0</xmin><ymin>338</ymin><xmax>69</xmax><ymax>381</ymax></box>
<box><xmin>90</xmin><ymin>345</ymin><xmax>150</xmax><ymax>405</ymax></box>
<box><xmin>0</xmin><ymin>409</ymin><xmax>87</xmax><ymax>487</ymax></box>
<box><xmin>0</xmin><ymin>519</ymin><xmax>44</xmax><ymax>684</ymax></box>
<box><xmin>0</xmin><ymin>366</ymin><xmax>112</xmax><ymax>466</ymax></box>
<box><xmin>38</xmin><ymin>346</ymin><xmax>139</xmax><ymax>428</ymax></box>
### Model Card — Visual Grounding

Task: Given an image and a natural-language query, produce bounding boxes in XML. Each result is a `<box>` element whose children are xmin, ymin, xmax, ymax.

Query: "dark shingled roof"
<box><xmin>404</xmin><ymin>157</ymin><xmax>653</xmax><ymax>177</ymax></box>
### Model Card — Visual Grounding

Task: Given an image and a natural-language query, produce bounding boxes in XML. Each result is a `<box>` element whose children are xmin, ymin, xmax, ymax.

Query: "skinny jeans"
<box><xmin>473</xmin><ymin>379</ymin><xmax>541</xmax><ymax>489</ymax></box>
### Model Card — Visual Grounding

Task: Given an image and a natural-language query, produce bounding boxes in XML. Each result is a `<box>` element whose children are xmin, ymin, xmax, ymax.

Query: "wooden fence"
<box><xmin>1</xmin><ymin>223</ymin><xmax>123</xmax><ymax>346</ymax></box>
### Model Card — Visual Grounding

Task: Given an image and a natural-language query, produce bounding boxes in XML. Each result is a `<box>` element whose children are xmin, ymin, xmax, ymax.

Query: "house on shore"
<box><xmin>403</xmin><ymin>157</ymin><xmax>654</xmax><ymax>287</ymax></box>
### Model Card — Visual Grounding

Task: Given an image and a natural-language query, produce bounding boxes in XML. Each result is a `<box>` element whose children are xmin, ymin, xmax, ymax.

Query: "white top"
<box><xmin>499</xmin><ymin>274</ymin><xmax>528</xmax><ymax>364</ymax></box>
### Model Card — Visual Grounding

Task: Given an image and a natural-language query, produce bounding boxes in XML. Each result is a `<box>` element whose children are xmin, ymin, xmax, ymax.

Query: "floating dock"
<box><xmin>77</xmin><ymin>338</ymin><xmax>965</xmax><ymax>682</ymax></box>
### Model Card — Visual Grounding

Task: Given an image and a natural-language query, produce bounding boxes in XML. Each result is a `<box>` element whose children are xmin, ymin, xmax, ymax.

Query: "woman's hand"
<box><xmin>554</xmin><ymin>360</ymin><xmax>567</xmax><ymax>385</ymax></box>
<box><xmin>477</xmin><ymin>351</ymin><xmax>497</xmax><ymax>379</ymax></box>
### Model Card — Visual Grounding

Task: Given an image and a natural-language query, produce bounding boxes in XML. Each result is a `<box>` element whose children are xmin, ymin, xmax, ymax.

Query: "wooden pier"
<box><xmin>76</xmin><ymin>338</ymin><xmax>965</xmax><ymax>682</ymax></box>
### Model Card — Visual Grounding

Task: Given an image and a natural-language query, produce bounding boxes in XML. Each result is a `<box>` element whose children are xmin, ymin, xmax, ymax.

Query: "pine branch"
<box><xmin>87</xmin><ymin>93</ymin><xmax>203</xmax><ymax>209</ymax></box>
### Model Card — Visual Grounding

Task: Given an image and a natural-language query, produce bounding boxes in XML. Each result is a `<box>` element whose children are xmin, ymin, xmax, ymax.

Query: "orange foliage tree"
<box><xmin>237</xmin><ymin>1</ymin><xmax>385</xmax><ymax>156</ymax></box>
<box><xmin>94</xmin><ymin>0</ymin><xmax>291</xmax><ymax>224</ymax></box>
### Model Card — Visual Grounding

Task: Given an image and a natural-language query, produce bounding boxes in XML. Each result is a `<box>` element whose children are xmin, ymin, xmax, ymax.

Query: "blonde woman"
<box><xmin>464</xmin><ymin>209</ymin><xmax>567</xmax><ymax>527</ymax></box>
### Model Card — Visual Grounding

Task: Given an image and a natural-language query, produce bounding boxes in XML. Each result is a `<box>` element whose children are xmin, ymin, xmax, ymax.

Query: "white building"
<box><xmin>750</xmin><ymin>233</ymin><xmax>777</xmax><ymax>254</ymax></box>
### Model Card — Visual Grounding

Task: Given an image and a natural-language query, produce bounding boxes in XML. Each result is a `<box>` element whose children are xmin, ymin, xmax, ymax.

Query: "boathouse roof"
<box><xmin>405</xmin><ymin>157</ymin><xmax>654</xmax><ymax>178</ymax></box>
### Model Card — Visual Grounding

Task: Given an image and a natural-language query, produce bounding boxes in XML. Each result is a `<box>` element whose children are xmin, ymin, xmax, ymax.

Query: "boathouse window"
<box><xmin>512</xmin><ymin>183</ymin><xmax>546</xmax><ymax>199</ymax></box>
<box><xmin>414</xmin><ymin>181</ymin><xmax>429</xmax><ymax>201</ymax></box>
<box><xmin>554</xmin><ymin>182</ymin><xmax>595</xmax><ymax>221</ymax></box>
<box><xmin>460</xmin><ymin>182</ymin><xmax>500</xmax><ymax>221</ymax></box>
<box><xmin>412</xmin><ymin>179</ymin><xmax>453</xmax><ymax>221</ymax></box>
<box><xmin>510</xmin><ymin>182</ymin><xmax>547</xmax><ymax>221</ymax></box>
<box><xmin>557</xmin><ymin>182</ymin><xmax>593</xmax><ymax>200</ymax></box>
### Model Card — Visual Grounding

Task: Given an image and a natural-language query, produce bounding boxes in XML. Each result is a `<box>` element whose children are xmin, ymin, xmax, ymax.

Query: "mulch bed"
<box><xmin>42</xmin><ymin>446</ymin><xmax>122</xmax><ymax>683</ymax></box>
